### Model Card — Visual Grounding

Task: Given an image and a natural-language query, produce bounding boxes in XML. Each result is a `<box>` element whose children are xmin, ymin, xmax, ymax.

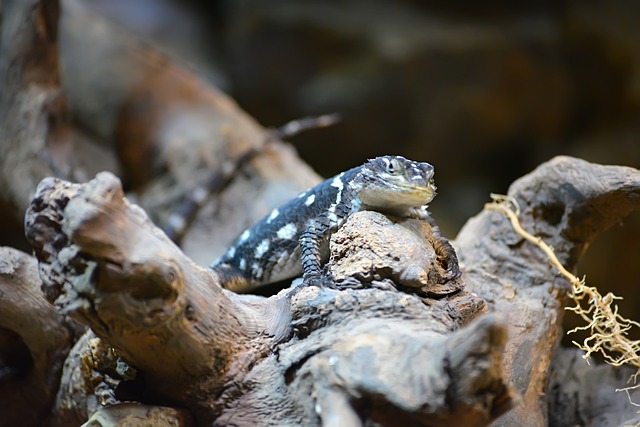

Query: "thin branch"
<box><xmin>162</xmin><ymin>113</ymin><xmax>341</xmax><ymax>243</ymax></box>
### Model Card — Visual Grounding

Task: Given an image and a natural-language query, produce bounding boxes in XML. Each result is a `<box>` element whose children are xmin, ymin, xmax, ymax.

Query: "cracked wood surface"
<box><xmin>25</xmin><ymin>172</ymin><xmax>292</xmax><ymax>422</ymax></box>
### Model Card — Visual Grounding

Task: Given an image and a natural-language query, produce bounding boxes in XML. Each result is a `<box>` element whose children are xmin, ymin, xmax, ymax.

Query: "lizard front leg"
<box><xmin>408</xmin><ymin>208</ymin><xmax>461</xmax><ymax>281</ymax></box>
<box><xmin>427</xmin><ymin>220</ymin><xmax>461</xmax><ymax>281</ymax></box>
<box><xmin>299</xmin><ymin>221</ymin><xmax>330</xmax><ymax>286</ymax></box>
<box><xmin>432</xmin><ymin>230</ymin><xmax>461</xmax><ymax>280</ymax></box>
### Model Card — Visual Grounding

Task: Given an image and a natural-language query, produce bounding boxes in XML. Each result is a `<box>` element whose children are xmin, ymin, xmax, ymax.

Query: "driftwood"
<box><xmin>456</xmin><ymin>157</ymin><xmax>640</xmax><ymax>427</ymax></box>
<box><xmin>3</xmin><ymin>0</ymin><xmax>640</xmax><ymax>426</ymax></box>
<box><xmin>20</xmin><ymin>154</ymin><xmax>640</xmax><ymax>426</ymax></box>
<box><xmin>0</xmin><ymin>247</ymin><xmax>75</xmax><ymax>427</ymax></box>
<box><xmin>23</xmin><ymin>169</ymin><xmax>512</xmax><ymax>426</ymax></box>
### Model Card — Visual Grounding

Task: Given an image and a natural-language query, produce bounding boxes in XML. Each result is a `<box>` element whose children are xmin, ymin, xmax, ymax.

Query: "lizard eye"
<box><xmin>386</xmin><ymin>158</ymin><xmax>402</xmax><ymax>174</ymax></box>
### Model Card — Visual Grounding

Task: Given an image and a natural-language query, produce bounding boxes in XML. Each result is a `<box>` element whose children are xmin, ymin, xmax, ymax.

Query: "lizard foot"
<box><xmin>445</xmin><ymin>262</ymin><xmax>462</xmax><ymax>281</ymax></box>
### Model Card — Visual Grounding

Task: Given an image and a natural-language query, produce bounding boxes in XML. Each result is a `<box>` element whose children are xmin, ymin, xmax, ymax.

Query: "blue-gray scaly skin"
<box><xmin>210</xmin><ymin>155</ymin><xmax>456</xmax><ymax>292</ymax></box>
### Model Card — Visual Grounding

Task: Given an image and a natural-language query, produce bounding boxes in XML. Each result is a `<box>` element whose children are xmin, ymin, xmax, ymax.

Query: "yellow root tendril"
<box><xmin>485</xmin><ymin>194</ymin><xmax>640</xmax><ymax>402</ymax></box>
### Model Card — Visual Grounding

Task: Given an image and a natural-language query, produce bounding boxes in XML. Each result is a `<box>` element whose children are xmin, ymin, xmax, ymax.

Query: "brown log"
<box><xmin>83</xmin><ymin>403</ymin><xmax>193</xmax><ymax>427</ymax></box>
<box><xmin>0</xmin><ymin>0</ymin><xmax>120</xmax><ymax>225</ymax></box>
<box><xmin>21</xmin><ymin>154</ymin><xmax>640</xmax><ymax>426</ymax></box>
<box><xmin>24</xmin><ymin>170</ymin><xmax>514</xmax><ymax>425</ymax></box>
<box><xmin>59</xmin><ymin>0</ymin><xmax>267</xmax><ymax>190</ymax></box>
<box><xmin>56</xmin><ymin>0</ymin><xmax>322</xmax><ymax>266</ymax></box>
<box><xmin>548</xmin><ymin>346</ymin><xmax>640</xmax><ymax>427</ymax></box>
<box><xmin>0</xmin><ymin>247</ymin><xmax>74</xmax><ymax>427</ymax></box>
<box><xmin>455</xmin><ymin>156</ymin><xmax>640</xmax><ymax>426</ymax></box>
<box><xmin>24</xmin><ymin>172</ymin><xmax>292</xmax><ymax>419</ymax></box>
<box><xmin>0</xmin><ymin>0</ymin><xmax>63</xmax><ymax>218</ymax></box>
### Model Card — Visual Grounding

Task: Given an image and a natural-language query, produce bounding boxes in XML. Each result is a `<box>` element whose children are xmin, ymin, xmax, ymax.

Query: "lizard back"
<box><xmin>211</xmin><ymin>167</ymin><xmax>361</xmax><ymax>288</ymax></box>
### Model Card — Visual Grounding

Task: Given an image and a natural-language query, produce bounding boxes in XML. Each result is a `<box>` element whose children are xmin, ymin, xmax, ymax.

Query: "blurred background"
<box><xmin>3</xmin><ymin>0</ymin><xmax>640</xmax><ymax>341</ymax></box>
<box><xmin>86</xmin><ymin>0</ymin><xmax>640</xmax><ymax>224</ymax></box>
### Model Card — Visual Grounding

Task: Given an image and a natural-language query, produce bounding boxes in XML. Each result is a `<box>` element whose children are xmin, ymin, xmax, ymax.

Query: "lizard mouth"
<box><xmin>397</xmin><ymin>180</ymin><xmax>437</xmax><ymax>202</ymax></box>
<box><xmin>360</xmin><ymin>175</ymin><xmax>437</xmax><ymax>208</ymax></box>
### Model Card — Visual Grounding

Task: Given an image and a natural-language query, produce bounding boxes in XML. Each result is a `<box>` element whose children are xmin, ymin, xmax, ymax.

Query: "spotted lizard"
<box><xmin>210</xmin><ymin>155</ymin><xmax>460</xmax><ymax>292</ymax></box>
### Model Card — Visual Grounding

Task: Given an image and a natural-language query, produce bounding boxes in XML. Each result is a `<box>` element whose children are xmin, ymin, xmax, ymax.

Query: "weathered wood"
<box><xmin>83</xmin><ymin>403</ymin><xmax>193</xmax><ymax>427</ymax></box>
<box><xmin>50</xmin><ymin>329</ymin><xmax>109</xmax><ymax>427</ymax></box>
<box><xmin>20</xmin><ymin>154</ymin><xmax>640</xmax><ymax>426</ymax></box>
<box><xmin>455</xmin><ymin>156</ymin><xmax>640</xmax><ymax>426</ymax></box>
<box><xmin>0</xmin><ymin>247</ymin><xmax>74</xmax><ymax>427</ymax></box>
<box><xmin>329</xmin><ymin>211</ymin><xmax>465</xmax><ymax>296</ymax></box>
<box><xmin>50</xmin><ymin>326</ymin><xmax>194</xmax><ymax>426</ymax></box>
<box><xmin>0</xmin><ymin>0</ymin><xmax>120</xmax><ymax>225</ymax></box>
<box><xmin>24</xmin><ymin>170</ymin><xmax>514</xmax><ymax>426</ymax></box>
<box><xmin>210</xmin><ymin>211</ymin><xmax>509</xmax><ymax>426</ymax></box>
<box><xmin>0</xmin><ymin>0</ymin><xmax>64</xmax><ymax>218</ymax></box>
<box><xmin>24</xmin><ymin>172</ymin><xmax>292</xmax><ymax>419</ymax></box>
<box><xmin>548</xmin><ymin>346</ymin><xmax>640</xmax><ymax>427</ymax></box>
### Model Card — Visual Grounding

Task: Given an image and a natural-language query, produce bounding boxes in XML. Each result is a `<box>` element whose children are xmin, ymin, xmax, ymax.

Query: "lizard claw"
<box><xmin>445</xmin><ymin>263</ymin><xmax>462</xmax><ymax>281</ymax></box>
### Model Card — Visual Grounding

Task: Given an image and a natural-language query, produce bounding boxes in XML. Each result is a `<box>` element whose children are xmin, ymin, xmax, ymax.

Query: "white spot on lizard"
<box><xmin>227</xmin><ymin>246</ymin><xmax>236</xmax><ymax>258</ymax></box>
<box><xmin>255</xmin><ymin>239</ymin><xmax>270</xmax><ymax>258</ymax></box>
<box><xmin>277</xmin><ymin>223</ymin><xmax>297</xmax><ymax>240</ymax></box>
<box><xmin>327</xmin><ymin>211</ymin><xmax>338</xmax><ymax>226</ymax></box>
<box><xmin>331</xmin><ymin>174</ymin><xmax>344</xmax><ymax>191</ymax></box>
<box><xmin>331</xmin><ymin>173</ymin><xmax>345</xmax><ymax>209</ymax></box>
<box><xmin>267</xmin><ymin>208</ymin><xmax>279</xmax><ymax>223</ymax></box>
<box><xmin>239</xmin><ymin>258</ymin><xmax>246</xmax><ymax>271</ymax></box>
<box><xmin>239</xmin><ymin>229</ymin><xmax>250</xmax><ymax>242</ymax></box>
<box><xmin>305</xmin><ymin>194</ymin><xmax>315</xmax><ymax>206</ymax></box>
<box><xmin>251</xmin><ymin>262</ymin><xmax>263</xmax><ymax>279</ymax></box>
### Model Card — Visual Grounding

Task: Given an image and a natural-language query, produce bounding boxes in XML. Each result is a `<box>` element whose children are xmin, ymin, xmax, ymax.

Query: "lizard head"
<box><xmin>354</xmin><ymin>156</ymin><xmax>437</xmax><ymax>211</ymax></box>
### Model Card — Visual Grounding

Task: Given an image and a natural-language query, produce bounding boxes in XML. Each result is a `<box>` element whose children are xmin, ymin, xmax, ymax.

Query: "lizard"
<box><xmin>210</xmin><ymin>155</ymin><xmax>460</xmax><ymax>292</ymax></box>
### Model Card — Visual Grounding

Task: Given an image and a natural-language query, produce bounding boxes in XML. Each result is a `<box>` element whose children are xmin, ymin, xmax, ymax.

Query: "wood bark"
<box><xmin>0</xmin><ymin>247</ymin><xmax>74</xmax><ymax>427</ymax></box>
<box><xmin>2</xmin><ymin>0</ymin><xmax>640</xmax><ymax>426</ymax></box>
